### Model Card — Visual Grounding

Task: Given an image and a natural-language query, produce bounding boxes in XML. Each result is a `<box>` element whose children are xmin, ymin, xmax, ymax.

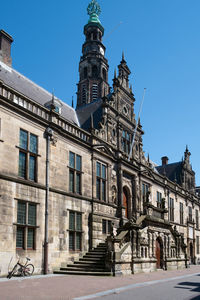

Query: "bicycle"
<box><xmin>7</xmin><ymin>257</ymin><xmax>34</xmax><ymax>279</ymax></box>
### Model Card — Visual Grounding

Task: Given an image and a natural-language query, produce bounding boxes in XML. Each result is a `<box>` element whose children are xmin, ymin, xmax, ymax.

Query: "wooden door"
<box><xmin>123</xmin><ymin>191</ymin><xmax>128</xmax><ymax>218</ymax></box>
<box><xmin>156</xmin><ymin>239</ymin><xmax>161</xmax><ymax>268</ymax></box>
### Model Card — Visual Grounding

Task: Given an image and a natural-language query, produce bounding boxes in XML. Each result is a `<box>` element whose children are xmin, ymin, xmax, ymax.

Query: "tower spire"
<box><xmin>76</xmin><ymin>0</ymin><xmax>109</xmax><ymax>108</ymax></box>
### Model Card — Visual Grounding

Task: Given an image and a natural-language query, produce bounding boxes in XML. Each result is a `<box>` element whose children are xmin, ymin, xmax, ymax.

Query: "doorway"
<box><xmin>156</xmin><ymin>238</ymin><xmax>163</xmax><ymax>269</ymax></box>
<box><xmin>190</xmin><ymin>242</ymin><xmax>194</xmax><ymax>264</ymax></box>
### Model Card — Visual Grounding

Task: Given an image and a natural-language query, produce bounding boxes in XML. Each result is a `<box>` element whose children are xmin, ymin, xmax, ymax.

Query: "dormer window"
<box><xmin>44</xmin><ymin>98</ymin><xmax>62</xmax><ymax>114</ymax></box>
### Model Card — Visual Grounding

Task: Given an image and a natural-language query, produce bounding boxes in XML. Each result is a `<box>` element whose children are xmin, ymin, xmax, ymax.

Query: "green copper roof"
<box><xmin>87</xmin><ymin>0</ymin><xmax>101</xmax><ymax>24</ymax></box>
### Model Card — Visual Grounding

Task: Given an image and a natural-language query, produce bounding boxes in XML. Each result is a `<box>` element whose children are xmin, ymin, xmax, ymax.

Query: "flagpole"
<box><xmin>128</xmin><ymin>88</ymin><xmax>146</xmax><ymax>162</ymax></box>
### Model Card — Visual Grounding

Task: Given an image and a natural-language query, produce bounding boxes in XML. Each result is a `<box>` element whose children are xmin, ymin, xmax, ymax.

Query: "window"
<box><xmin>197</xmin><ymin>236</ymin><xmax>200</xmax><ymax>255</ymax></box>
<box><xmin>157</xmin><ymin>192</ymin><xmax>162</xmax><ymax>208</ymax></box>
<box><xmin>189</xmin><ymin>206</ymin><xmax>193</xmax><ymax>222</ymax></box>
<box><xmin>102</xmin><ymin>219</ymin><xmax>112</xmax><ymax>235</ymax></box>
<box><xmin>196</xmin><ymin>210</ymin><xmax>199</xmax><ymax>229</ymax></box>
<box><xmin>121</xmin><ymin>130</ymin><xmax>131</xmax><ymax>154</ymax></box>
<box><xmin>16</xmin><ymin>201</ymin><xmax>37</xmax><ymax>250</ymax></box>
<box><xmin>82</xmin><ymin>85</ymin><xmax>87</xmax><ymax>103</ymax></box>
<box><xmin>168</xmin><ymin>198</ymin><xmax>174</xmax><ymax>222</ymax></box>
<box><xmin>69</xmin><ymin>211</ymin><xmax>82</xmax><ymax>251</ymax></box>
<box><xmin>93</xmin><ymin>31</ymin><xmax>97</xmax><ymax>40</ymax></box>
<box><xmin>102</xmin><ymin>68</ymin><xmax>107</xmax><ymax>81</ymax></box>
<box><xmin>96</xmin><ymin>162</ymin><xmax>107</xmax><ymax>201</ymax></box>
<box><xmin>92</xmin><ymin>65</ymin><xmax>98</xmax><ymax>78</ymax></box>
<box><xmin>92</xmin><ymin>84</ymin><xmax>98</xmax><ymax>101</ymax></box>
<box><xmin>84</xmin><ymin>67</ymin><xmax>88</xmax><ymax>79</ymax></box>
<box><xmin>18</xmin><ymin>129</ymin><xmax>38</xmax><ymax>181</ymax></box>
<box><xmin>69</xmin><ymin>152</ymin><xmax>82</xmax><ymax>194</ymax></box>
<box><xmin>180</xmin><ymin>203</ymin><xmax>184</xmax><ymax>225</ymax></box>
<box><xmin>142</xmin><ymin>183</ymin><xmax>149</xmax><ymax>202</ymax></box>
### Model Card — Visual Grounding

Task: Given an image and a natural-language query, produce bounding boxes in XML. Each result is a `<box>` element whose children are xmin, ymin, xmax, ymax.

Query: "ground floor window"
<box><xmin>16</xmin><ymin>201</ymin><xmax>37</xmax><ymax>250</ymax></box>
<box><xmin>69</xmin><ymin>211</ymin><xmax>82</xmax><ymax>251</ymax></box>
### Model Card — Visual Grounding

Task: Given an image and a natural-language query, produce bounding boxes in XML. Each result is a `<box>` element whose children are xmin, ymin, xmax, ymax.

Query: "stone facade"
<box><xmin>0</xmin><ymin>1</ymin><xmax>200</xmax><ymax>277</ymax></box>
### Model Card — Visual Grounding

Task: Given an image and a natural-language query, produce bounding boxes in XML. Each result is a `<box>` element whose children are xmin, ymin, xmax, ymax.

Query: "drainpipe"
<box><xmin>44</xmin><ymin>127</ymin><xmax>53</xmax><ymax>274</ymax></box>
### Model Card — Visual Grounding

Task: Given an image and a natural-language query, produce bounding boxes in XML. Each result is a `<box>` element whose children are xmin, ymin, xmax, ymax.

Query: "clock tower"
<box><xmin>76</xmin><ymin>0</ymin><xmax>109</xmax><ymax>108</ymax></box>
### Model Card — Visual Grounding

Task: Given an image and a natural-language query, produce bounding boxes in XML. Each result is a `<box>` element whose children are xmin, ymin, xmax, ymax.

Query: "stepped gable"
<box><xmin>0</xmin><ymin>60</ymin><xmax>79</xmax><ymax>126</ymax></box>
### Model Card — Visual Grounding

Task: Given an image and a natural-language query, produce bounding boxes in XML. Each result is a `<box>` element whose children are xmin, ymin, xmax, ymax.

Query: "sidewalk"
<box><xmin>0</xmin><ymin>265</ymin><xmax>200</xmax><ymax>300</ymax></box>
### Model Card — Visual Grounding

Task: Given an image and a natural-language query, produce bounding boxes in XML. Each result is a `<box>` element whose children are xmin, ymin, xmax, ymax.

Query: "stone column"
<box><xmin>117</xmin><ymin>163</ymin><xmax>123</xmax><ymax>222</ymax></box>
<box><xmin>137</xmin><ymin>231</ymin><xmax>141</xmax><ymax>258</ymax></box>
<box><xmin>152</xmin><ymin>233</ymin><xmax>155</xmax><ymax>258</ymax></box>
<box><xmin>132</xmin><ymin>230</ymin><xmax>137</xmax><ymax>257</ymax></box>
<box><xmin>131</xmin><ymin>175</ymin><xmax>137</xmax><ymax>217</ymax></box>
<box><xmin>168</xmin><ymin>236</ymin><xmax>171</xmax><ymax>258</ymax></box>
<box><xmin>148</xmin><ymin>232</ymin><xmax>152</xmax><ymax>257</ymax></box>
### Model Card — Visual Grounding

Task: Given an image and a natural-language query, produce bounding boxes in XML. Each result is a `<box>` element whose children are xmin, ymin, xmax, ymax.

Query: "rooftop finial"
<box><xmin>72</xmin><ymin>96</ymin><xmax>74</xmax><ymax>108</ymax></box>
<box><xmin>87</xmin><ymin>0</ymin><xmax>101</xmax><ymax>24</ymax></box>
<box><xmin>122</xmin><ymin>50</ymin><xmax>125</xmax><ymax>61</ymax></box>
<box><xmin>114</xmin><ymin>68</ymin><xmax>117</xmax><ymax>79</ymax></box>
<box><xmin>50</xmin><ymin>89</ymin><xmax>56</xmax><ymax>111</ymax></box>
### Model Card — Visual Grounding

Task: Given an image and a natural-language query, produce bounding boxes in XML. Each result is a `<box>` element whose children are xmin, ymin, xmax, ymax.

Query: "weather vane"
<box><xmin>87</xmin><ymin>0</ymin><xmax>101</xmax><ymax>23</ymax></box>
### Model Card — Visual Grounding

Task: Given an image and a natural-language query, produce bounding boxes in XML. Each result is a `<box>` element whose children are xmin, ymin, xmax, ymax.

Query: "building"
<box><xmin>0</xmin><ymin>0</ymin><xmax>200</xmax><ymax>277</ymax></box>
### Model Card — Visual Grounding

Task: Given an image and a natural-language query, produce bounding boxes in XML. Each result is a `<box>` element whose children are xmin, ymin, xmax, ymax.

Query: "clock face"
<box><xmin>99</xmin><ymin>46</ymin><xmax>104</xmax><ymax>56</ymax></box>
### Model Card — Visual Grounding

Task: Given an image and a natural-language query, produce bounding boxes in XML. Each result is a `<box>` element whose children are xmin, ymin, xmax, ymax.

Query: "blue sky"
<box><xmin>1</xmin><ymin>0</ymin><xmax>200</xmax><ymax>185</ymax></box>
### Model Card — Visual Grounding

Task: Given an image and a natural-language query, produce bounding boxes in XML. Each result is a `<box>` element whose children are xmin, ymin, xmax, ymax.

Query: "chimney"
<box><xmin>161</xmin><ymin>156</ymin><xmax>169</xmax><ymax>166</ymax></box>
<box><xmin>0</xmin><ymin>30</ymin><xmax>13</xmax><ymax>67</ymax></box>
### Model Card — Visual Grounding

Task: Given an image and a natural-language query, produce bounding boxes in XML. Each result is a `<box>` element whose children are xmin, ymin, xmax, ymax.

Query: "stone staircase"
<box><xmin>54</xmin><ymin>242</ymin><xmax>112</xmax><ymax>276</ymax></box>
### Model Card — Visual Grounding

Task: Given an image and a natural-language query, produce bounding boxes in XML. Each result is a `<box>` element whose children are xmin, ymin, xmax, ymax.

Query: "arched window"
<box><xmin>92</xmin><ymin>65</ymin><xmax>98</xmax><ymax>78</ymax></box>
<box><xmin>102</xmin><ymin>68</ymin><xmax>107</xmax><ymax>81</ymax></box>
<box><xmin>84</xmin><ymin>67</ymin><xmax>88</xmax><ymax>79</ymax></box>
<box><xmin>87</xmin><ymin>33</ymin><xmax>91</xmax><ymax>41</ymax></box>
<box><xmin>92</xmin><ymin>84</ymin><xmax>98</xmax><ymax>101</ymax></box>
<box><xmin>93</xmin><ymin>31</ymin><xmax>97</xmax><ymax>40</ymax></box>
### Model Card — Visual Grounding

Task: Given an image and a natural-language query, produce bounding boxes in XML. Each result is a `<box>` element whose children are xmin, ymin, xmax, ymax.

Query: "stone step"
<box><xmin>54</xmin><ymin>242</ymin><xmax>111</xmax><ymax>277</ymax></box>
<box><xmin>66</xmin><ymin>264</ymin><xmax>106</xmax><ymax>270</ymax></box>
<box><xmin>74</xmin><ymin>261</ymin><xmax>105</xmax><ymax>266</ymax></box>
<box><xmin>90</xmin><ymin>249</ymin><xmax>107</xmax><ymax>253</ymax></box>
<box><xmin>79</xmin><ymin>257</ymin><xmax>104</xmax><ymax>262</ymax></box>
<box><xmin>61</xmin><ymin>266</ymin><xmax>108</xmax><ymax>272</ymax></box>
<box><xmin>84</xmin><ymin>254</ymin><xmax>105</xmax><ymax>259</ymax></box>
<box><xmin>54</xmin><ymin>270</ymin><xmax>112</xmax><ymax>276</ymax></box>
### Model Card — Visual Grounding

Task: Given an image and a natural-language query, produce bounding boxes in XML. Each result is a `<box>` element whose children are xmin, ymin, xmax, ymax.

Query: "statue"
<box><xmin>87</xmin><ymin>0</ymin><xmax>101</xmax><ymax>23</ymax></box>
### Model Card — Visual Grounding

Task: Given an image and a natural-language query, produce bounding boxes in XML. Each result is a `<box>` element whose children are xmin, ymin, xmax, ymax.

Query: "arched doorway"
<box><xmin>123</xmin><ymin>187</ymin><xmax>129</xmax><ymax>219</ymax></box>
<box><xmin>156</xmin><ymin>237</ymin><xmax>163</xmax><ymax>269</ymax></box>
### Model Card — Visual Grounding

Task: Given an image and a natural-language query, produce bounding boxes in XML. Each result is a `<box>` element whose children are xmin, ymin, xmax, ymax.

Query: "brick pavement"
<box><xmin>0</xmin><ymin>265</ymin><xmax>200</xmax><ymax>300</ymax></box>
